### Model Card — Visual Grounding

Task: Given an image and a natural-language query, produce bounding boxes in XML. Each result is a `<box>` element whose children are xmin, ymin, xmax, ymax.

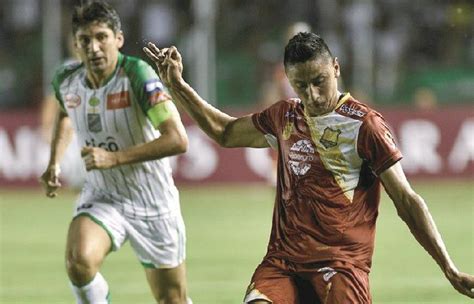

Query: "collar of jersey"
<box><xmin>303</xmin><ymin>92</ymin><xmax>352</xmax><ymax>119</ymax></box>
<box><xmin>335</xmin><ymin>92</ymin><xmax>351</xmax><ymax>109</ymax></box>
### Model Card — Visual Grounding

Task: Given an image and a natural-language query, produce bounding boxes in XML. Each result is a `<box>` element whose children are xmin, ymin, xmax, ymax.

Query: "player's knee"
<box><xmin>65</xmin><ymin>249</ymin><xmax>100</xmax><ymax>284</ymax></box>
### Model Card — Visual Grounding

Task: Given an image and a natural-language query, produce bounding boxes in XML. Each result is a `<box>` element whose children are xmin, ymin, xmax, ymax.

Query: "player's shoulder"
<box><xmin>335</xmin><ymin>93</ymin><xmax>383</xmax><ymax>122</ymax></box>
<box><xmin>261</xmin><ymin>98</ymin><xmax>303</xmax><ymax>121</ymax></box>
<box><xmin>120</xmin><ymin>53</ymin><xmax>155</xmax><ymax>77</ymax></box>
<box><xmin>52</xmin><ymin>60</ymin><xmax>83</xmax><ymax>85</ymax></box>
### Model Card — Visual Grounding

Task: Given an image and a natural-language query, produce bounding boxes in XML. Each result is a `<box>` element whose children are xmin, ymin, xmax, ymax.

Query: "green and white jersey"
<box><xmin>52</xmin><ymin>53</ymin><xmax>179</xmax><ymax>219</ymax></box>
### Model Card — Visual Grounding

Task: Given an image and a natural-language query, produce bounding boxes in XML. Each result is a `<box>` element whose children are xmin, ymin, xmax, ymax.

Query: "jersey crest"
<box><xmin>320</xmin><ymin>127</ymin><xmax>341</xmax><ymax>149</ymax></box>
<box><xmin>87</xmin><ymin>96</ymin><xmax>102</xmax><ymax>132</ymax></box>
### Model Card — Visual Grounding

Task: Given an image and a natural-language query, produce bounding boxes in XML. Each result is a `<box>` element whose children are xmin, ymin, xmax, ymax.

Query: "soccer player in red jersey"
<box><xmin>144</xmin><ymin>33</ymin><xmax>474</xmax><ymax>303</ymax></box>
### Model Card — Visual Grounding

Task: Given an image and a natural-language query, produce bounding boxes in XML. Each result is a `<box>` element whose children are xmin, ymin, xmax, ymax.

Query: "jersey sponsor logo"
<box><xmin>339</xmin><ymin>104</ymin><xmax>366</xmax><ymax>118</ymax></box>
<box><xmin>65</xmin><ymin>93</ymin><xmax>81</xmax><ymax>108</ymax></box>
<box><xmin>289</xmin><ymin>139</ymin><xmax>314</xmax><ymax>176</ymax></box>
<box><xmin>107</xmin><ymin>91</ymin><xmax>130</xmax><ymax>110</ymax></box>
<box><xmin>290</xmin><ymin>139</ymin><xmax>315</xmax><ymax>153</ymax></box>
<box><xmin>320</xmin><ymin>127</ymin><xmax>341</xmax><ymax>149</ymax></box>
<box><xmin>85</xmin><ymin>136</ymin><xmax>119</xmax><ymax>152</ymax></box>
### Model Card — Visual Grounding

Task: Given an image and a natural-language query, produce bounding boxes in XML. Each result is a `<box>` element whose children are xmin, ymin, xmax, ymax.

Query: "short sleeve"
<box><xmin>251</xmin><ymin>100</ymin><xmax>288</xmax><ymax>136</ymax></box>
<box><xmin>123</xmin><ymin>55</ymin><xmax>172</xmax><ymax>127</ymax></box>
<box><xmin>357</xmin><ymin>112</ymin><xmax>402</xmax><ymax>175</ymax></box>
<box><xmin>51</xmin><ymin>61</ymin><xmax>82</xmax><ymax>113</ymax></box>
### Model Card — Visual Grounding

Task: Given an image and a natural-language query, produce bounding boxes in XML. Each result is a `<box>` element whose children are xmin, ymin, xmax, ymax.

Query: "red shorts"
<box><xmin>243</xmin><ymin>257</ymin><xmax>371</xmax><ymax>304</ymax></box>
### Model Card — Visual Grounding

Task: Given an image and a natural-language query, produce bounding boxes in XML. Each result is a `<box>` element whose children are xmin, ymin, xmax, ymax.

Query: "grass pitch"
<box><xmin>0</xmin><ymin>181</ymin><xmax>473</xmax><ymax>303</ymax></box>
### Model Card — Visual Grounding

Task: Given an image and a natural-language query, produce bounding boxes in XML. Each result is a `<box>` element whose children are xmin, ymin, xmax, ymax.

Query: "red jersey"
<box><xmin>252</xmin><ymin>93</ymin><xmax>402</xmax><ymax>272</ymax></box>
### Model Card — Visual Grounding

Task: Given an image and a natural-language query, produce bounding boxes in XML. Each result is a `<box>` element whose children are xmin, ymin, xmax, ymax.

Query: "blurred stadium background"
<box><xmin>0</xmin><ymin>0</ymin><xmax>472</xmax><ymax>303</ymax></box>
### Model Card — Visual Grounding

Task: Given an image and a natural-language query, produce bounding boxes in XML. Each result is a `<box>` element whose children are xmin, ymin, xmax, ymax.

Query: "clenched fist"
<box><xmin>39</xmin><ymin>164</ymin><xmax>61</xmax><ymax>198</ymax></box>
<box><xmin>81</xmin><ymin>146</ymin><xmax>118</xmax><ymax>171</ymax></box>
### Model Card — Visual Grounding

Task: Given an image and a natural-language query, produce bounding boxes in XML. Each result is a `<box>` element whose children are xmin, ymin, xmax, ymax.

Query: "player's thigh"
<box><xmin>309</xmin><ymin>264</ymin><xmax>371</xmax><ymax>304</ymax></box>
<box><xmin>67</xmin><ymin>195</ymin><xmax>127</xmax><ymax>267</ymax></box>
<box><xmin>244</xmin><ymin>258</ymin><xmax>298</xmax><ymax>304</ymax></box>
<box><xmin>65</xmin><ymin>215</ymin><xmax>111</xmax><ymax>267</ymax></box>
<box><xmin>144</xmin><ymin>262</ymin><xmax>187</xmax><ymax>299</ymax></box>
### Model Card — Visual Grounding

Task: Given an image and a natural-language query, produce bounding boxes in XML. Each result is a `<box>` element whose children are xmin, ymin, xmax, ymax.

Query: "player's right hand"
<box><xmin>39</xmin><ymin>164</ymin><xmax>61</xmax><ymax>198</ymax></box>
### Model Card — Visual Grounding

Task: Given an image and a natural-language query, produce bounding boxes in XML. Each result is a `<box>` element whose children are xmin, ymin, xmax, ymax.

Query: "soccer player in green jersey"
<box><xmin>40</xmin><ymin>1</ymin><xmax>191</xmax><ymax>303</ymax></box>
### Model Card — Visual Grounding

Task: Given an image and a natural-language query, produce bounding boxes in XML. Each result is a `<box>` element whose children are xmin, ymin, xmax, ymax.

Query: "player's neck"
<box><xmin>86</xmin><ymin>59</ymin><xmax>118</xmax><ymax>89</ymax></box>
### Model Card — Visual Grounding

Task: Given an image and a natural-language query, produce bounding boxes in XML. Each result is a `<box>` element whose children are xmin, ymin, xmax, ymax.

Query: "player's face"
<box><xmin>286</xmin><ymin>57</ymin><xmax>340</xmax><ymax>116</ymax></box>
<box><xmin>74</xmin><ymin>21</ymin><xmax>124</xmax><ymax>79</ymax></box>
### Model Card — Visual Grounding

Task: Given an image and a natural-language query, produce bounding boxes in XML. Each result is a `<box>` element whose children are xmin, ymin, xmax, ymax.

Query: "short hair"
<box><xmin>284</xmin><ymin>32</ymin><xmax>333</xmax><ymax>67</ymax></box>
<box><xmin>72</xmin><ymin>1</ymin><xmax>121</xmax><ymax>34</ymax></box>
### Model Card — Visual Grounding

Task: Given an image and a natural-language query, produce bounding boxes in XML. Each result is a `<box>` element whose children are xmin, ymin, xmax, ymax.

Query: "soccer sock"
<box><xmin>70</xmin><ymin>272</ymin><xmax>110</xmax><ymax>304</ymax></box>
<box><xmin>186</xmin><ymin>297</ymin><xmax>193</xmax><ymax>304</ymax></box>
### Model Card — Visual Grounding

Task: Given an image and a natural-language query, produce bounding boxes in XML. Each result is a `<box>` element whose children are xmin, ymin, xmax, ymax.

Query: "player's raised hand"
<box><xmin>39</xmin><ymin>164</ymin><xmax>61</xmax><ymax>198</ymax></box>
<box><xmin>81</xmin><ymin>146</ymin><xmax>118</xmax><ymax>171</ymax></box>
<box><xmin>447</xmin><ymin>270</ymin><xmax>474</xmax><ymax>298</ymax></box>
<box><xmin>143</xmin><ymin>43</ymin><xmax>183</xmax><ymax>88</ymax></box>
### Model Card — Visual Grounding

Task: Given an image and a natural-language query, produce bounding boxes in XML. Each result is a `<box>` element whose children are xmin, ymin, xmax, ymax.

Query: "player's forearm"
<box><xmin>115</xmin><ymin>131</ymin><xmax>187</xmax><ymax>166</ymax></box>
<box><xmin>168</xmin><ymin>80</ymin><xmax>235</xmax><ymax>146</ymax></box>
<box><xmin>395</xmin><ymin>192</ymin><xmax>457</xmax><ymax>277</ymax></box>
<box><xmin>48</xmin><ymin>111</ymin><xmax>74</xmax><ymax>166</ymax></box>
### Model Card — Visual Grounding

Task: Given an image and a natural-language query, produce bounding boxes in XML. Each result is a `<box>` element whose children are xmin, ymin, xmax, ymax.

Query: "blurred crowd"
<box><xmin>0</xmin><ymin>0</ymin><xmax>472</xmax><ymax>111</ymax></box>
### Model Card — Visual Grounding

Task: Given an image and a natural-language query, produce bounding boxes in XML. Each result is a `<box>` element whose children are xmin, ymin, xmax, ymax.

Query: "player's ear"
<box><xmin>116</xmin><ymin>31</ymin><xmax>124</xmax><ymax>48</ymax></box>
<box><xmin>333</xmin><ymin>57</ymin><xmax>340</xmax><ymax>78</ymax></box>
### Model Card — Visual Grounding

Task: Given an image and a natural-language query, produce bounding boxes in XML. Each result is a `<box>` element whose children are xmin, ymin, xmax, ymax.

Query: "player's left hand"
<box><xmin>446</xmin><ymin>269</ymin><xmax>474</xmax><ymax>298</ymax></box>
<box><xmin>143</xmin><ymin>42</ymin><xmax>183</xmax><ymax>88</ymax></box>
<box><xmin>81</xmin><ymin>146</ymin><xmax>118</xmax><ymax>171</ymax></box>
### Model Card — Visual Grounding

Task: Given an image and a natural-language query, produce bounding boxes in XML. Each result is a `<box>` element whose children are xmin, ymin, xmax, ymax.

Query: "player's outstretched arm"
<box><xmin>143</xmin><ymin>43</ymin><xmax>268</xmax><ymax>148</ymax></box>
<box><xmin>39</xmin><ymin>108</ymin><xmax>74</xmax><ymax>197</ymax></box>
<box><xmin>380</xmin><ymin>162</ymin><xmax>474</xmax><ymax>298</ymax></box>
<box><xmin>81</xmin><ymin>103</ymin><xmax>188</xmax><ymax>171</ymax></box>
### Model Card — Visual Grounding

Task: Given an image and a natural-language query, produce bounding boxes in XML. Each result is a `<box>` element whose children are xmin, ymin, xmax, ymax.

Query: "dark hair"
<box><xmin>284</xmin><ymin>32</ymin><xmax>333</xmax><ymax>67</ymax></box>
<box><xmin>72</xmin><ymin>1</ymin><xmax>121</xmax><ymax>34</ymax></box>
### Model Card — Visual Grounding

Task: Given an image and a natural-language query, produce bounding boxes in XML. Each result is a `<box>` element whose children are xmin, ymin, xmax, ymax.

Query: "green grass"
<box><xmin>0</xmin><ymin>181</ymin><xmax>473</xmax><ymax>303</ymax></box>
